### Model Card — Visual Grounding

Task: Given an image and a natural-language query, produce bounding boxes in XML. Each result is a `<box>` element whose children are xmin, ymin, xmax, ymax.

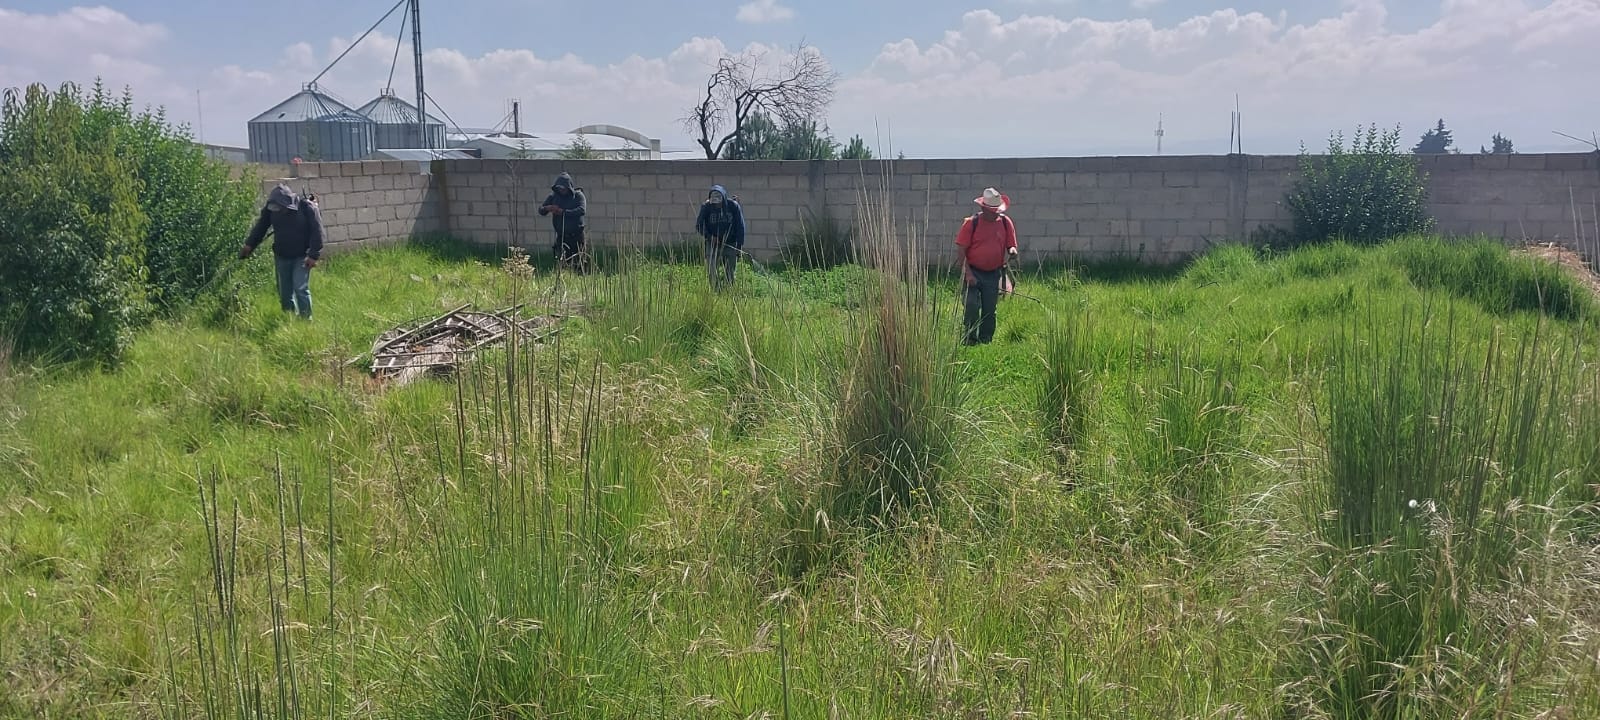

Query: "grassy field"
<box><xmin>2</xmin><ymin>230</ymin><xmax>1599</xmax><ymax>719</ymax></box>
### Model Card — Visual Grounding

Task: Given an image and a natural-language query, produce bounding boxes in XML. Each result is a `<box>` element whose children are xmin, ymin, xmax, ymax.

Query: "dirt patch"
<box><xmin>1518</xmin><ymin>242</ymin><xmax>1600</xmax><ymax>300</ymax></box>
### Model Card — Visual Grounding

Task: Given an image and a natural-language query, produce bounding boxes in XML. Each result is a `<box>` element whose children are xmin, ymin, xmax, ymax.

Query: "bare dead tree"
<box><xmin>680</xmin><ymin>43</ymin><xmax>839</xmax><ymax>160</ymax></box>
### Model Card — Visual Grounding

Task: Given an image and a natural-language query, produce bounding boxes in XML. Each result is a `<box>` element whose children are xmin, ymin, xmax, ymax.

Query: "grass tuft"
<box><xmin>1287</xmin><ymin>300</ymin><xmax>1598</xmax><ymax>717</ymax></box>
<box><xmin>1390</xmin><ymin>235</ymin><xmax>1595</xmax><ymax>320</ymax></box>
<box><xmin>1036</xmin><ymin>300</ymin><xmax>1097</xmax><ymax>464</ymax></box>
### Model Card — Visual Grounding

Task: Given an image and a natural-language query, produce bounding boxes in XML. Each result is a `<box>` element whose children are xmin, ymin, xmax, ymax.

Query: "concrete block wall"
<box><xmin>258</xmin><ymin>152</ymin><xmax>1600</xmax><ymax>263</ymax></box>
<box><xmin>257</xmin><ymin>160</ymin><xmax>445</xmax><ymax>252</ymax></box>
<box><xmin>432</xmin><ymin>159</ymin><xmax>821</xmax><ymax>256</ymax></box>
<box><xmin>1425</xmin><ymin>153</ymin><xmax>1600</xmax><ymax>243</ymax></box>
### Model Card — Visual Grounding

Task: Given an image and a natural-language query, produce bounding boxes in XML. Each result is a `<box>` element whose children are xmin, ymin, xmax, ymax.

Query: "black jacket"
<box><xmin>246</xmin><ymin>185</ymin><xmax>325</xmax><ymax>259</ymax></box>
<box><xmin>538</xmin><ymin>172</ymin><xmax>587</xmax><ymax>235</ymax></box>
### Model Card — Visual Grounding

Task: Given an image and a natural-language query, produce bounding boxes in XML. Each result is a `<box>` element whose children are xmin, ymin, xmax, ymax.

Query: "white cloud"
<box><xmin>0</xmin><ymin>6</ymin><xmax>190</xmax><ymax>125</ymax></box>
<box><xmin>0</xmin><ymin>6</ymin><xmax>166</xmax><ymax>61</ymax></box>
<box><xmin>3</xmin><ymin>2</ymin><xmax>1599</xmax><ymax>155</ymax></box>
<box><xmin>834</xmin><ymin>0</ymin><xmax>1600</xmax><ymax>155</ymax></box>
<box><xmin>737</xmin><ymin>0</ymin><xmax>796</xmax><ymax>24</ymax></box>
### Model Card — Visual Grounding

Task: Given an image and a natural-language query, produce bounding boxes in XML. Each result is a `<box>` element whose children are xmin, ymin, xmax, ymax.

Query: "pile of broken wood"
<box><xmin>365</xmin><ymin>303</ymin><xmax>562</xmax><ymax>386</ymax></box>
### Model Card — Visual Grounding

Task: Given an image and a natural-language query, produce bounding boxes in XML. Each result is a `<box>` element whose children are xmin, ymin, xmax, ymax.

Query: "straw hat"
<box><xmin>974</xmin><ymin>187</ymin><xmax>1009</xmax><ymax>212</ymax></box>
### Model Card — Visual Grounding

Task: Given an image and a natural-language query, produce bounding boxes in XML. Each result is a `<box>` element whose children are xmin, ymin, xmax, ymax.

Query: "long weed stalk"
<box><xmin>165</xmin><ymin>461</ymin><xmax>336</xmax><ymax>720</ymax></box>
<box><xmin>819</xmin><ymin>167</ymin><xmax>967</xmax><ymax>525</ymax></box>
<box><xmin>1290</xmin><ymin>299</ymin><xmax>1596</xmax><ymax>717</ymax></box>
<box><xmin>1037</xmin><ymin>300</ymin><xmax>1097</xmax><ymax>464</ymax></box>
<box><xmin>393</xmin><ymin>286</ymin><xmax>654</xmax><ymax>717</ymax></box>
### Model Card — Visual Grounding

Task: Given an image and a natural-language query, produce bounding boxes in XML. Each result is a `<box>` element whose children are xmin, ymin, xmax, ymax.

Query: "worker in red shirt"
<box><xmin>955</xmin><ymin>187</ymin><xmax>1019</xmax><ymax>345</ymax></box>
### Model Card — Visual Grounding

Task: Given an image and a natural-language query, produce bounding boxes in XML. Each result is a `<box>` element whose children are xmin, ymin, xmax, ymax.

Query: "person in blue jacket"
<box><xmin>695</xmin><ymin>184</ymin><xmax>745</xmax><ymax>290</ymax></box>
<box><xmin>538</xmin><ymin>172</ymin><xmax>588</xmax><ymax>272</ymax></box>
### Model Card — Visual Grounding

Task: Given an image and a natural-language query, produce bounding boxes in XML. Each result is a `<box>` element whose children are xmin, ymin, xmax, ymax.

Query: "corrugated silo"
<box><xmin>305</xmin><ymin>110</ymin><xmax>376</xmax><ymax>162</ymax></box>
<box><xmin>356</xmin><ymin>88</ymin><xmax>446</xmax><ymax>150</ymax></box>
<box><xmin>247</xmin><ymin>84</ymin><xmax>373</xmax><ymax>163</ymax></box>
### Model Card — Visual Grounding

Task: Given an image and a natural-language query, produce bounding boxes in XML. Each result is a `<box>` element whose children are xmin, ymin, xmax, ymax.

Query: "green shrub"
<box><xmin>0</xmin><ymin>80</ymin><xmax>260</xmax><ymax>362</ymax></box>
<box><xmin>1285</xmin><ymin>124</ymin><xmax>1432</xmax><ymax>245</ymax></box>
<box><xmin>0</xmin><ymin>83</ymin><xmax>151</xmax><ymax>366</ymax></box>
<box><xmin>109</xmin><ymin>92</ymin><xmax>259</xmax><ymax>312</ymax></box>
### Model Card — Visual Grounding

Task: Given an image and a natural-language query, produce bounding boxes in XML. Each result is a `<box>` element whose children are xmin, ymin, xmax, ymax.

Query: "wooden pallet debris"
<box><xmin>368</xmin><ymin>304</ymin><xmax>562</xmax><ymax>385</ymax></box>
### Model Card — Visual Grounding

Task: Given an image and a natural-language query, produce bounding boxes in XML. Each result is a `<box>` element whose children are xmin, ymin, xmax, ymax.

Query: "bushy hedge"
<box><xmin>0</xmin><ymin>83</ymin><xmax>151</xmax><ymax>364</ymax></box>
<box><xmin>0</xmin><ymin>81</ymin><xmax>258</xmax><ymax>365</ymax></box>
<box><xmin>1286</xmin><ymin>124</ymin><xmax>1433</xmax><ymax>246</ymax></box>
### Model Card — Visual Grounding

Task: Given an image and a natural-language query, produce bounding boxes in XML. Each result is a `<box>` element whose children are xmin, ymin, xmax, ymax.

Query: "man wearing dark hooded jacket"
<box><xmin>538</xmin><ymin>172</ymin><xmax>587</xmax><ymax>271</ymax></box>
<box><xmin>695</xmin><ymin>184</ymin><xmax>745</xmax><ymax>290</ymax></box>
<box><xmin>240</xmin><ymin>183</ymin><xmax>324</xmax><ymax>319</ymax></box>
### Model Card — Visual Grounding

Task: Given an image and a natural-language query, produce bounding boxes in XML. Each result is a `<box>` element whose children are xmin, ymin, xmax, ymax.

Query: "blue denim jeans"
<box><xmin>274</xmin><ymin>256</ymin><xmax>312</xmax><ymax>318</ymax></box>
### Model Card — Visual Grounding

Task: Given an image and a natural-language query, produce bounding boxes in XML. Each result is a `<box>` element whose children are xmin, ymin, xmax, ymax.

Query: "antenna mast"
<box><xmin>1155</xmin><ymin>114</ymin><xmax>1164</xmax><ymax>155</ymax></box>
<box><xmin>1229</xmin><ymin>94</ymin><xmax>1243</xmax><ymax>154</ymax></box>
<box><xmin>411</xmin><ymin>0</ymin><xmax>427</xmax><ymax>149</ymax></box>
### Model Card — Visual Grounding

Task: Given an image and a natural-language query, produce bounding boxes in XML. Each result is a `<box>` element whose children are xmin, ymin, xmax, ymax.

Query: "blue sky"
<box><xmin>2</xmin><ymin>1</ymin><xmax>1597</xmax><ymax>156</ymax></box>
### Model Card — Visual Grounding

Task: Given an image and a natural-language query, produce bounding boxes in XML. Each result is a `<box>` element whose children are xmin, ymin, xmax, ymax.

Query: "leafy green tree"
<box><xmin>727</xmin><ymin>112</ymin><xmax>781</xmax><ymax>159</ymax></box>
<box><xmin>0</xmin><ymin>82</ymin><xmax>151</xmax><ymax>365</ymax></box>
<box><xmin>841</xmin><ymin>134</ymin><xmax>873</xmax><ymax>160</ymax></box>
<box><xmin>776</xmin><ymin>118</ymin><xmax>838</xmax><ymax>160</ymax></box>
<box><xmin>1480</xmin><ymin>133</ymin><xmax>1515</xmax><ymax>154</ymax></box>
<box><xmin>560</xmin><ymin>132</ymin><xmax>596</xmax><ymax>160</ymax></box>
<box><xmin>0</xmin><ymin>79</ymin><xmax>259</xmax><ymax>363</ymax></box>
<box><xmin>1287</xmin><ymin>123</ymin><xmax>1433</xmax><ymax>245</ymax></box>
<box><xmin>727</xmin><ymin>111</ymin><xmax>839</xmax><ymax>160</ymax></box>
<box><xmin>94</xmin><ymin>84</ymin><xmax>259</xmax><ymax>311</ymax></box>
<box><xmin>1412</xmin><ymin>118</ymin><xmax>1456</xmax><ymax>154</ymax></box>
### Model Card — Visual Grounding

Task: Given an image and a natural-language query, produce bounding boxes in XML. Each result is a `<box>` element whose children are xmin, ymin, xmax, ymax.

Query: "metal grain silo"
<box><xmin>356</xmin><ymin>88</ymin><xmax>445</xmax><ymax>150</ymax></box>
<box><xmin>247</xmin><ymin>83</ymin><xmax>371</xmax><ymax>163</ymax></box>
<box><xmin>306</xmin><ymin>110</ymin><xmax>376</xmax><ymax>162</ymax></box>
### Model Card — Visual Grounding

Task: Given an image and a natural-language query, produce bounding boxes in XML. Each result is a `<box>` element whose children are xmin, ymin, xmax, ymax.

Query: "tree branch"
<box><xmin>679</xmin><ymin>43</ymin><xmax>838</xmax><ymax>160</ymax></box>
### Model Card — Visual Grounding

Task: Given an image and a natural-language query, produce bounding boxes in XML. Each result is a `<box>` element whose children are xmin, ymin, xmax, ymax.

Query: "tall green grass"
<box><xmin>394</xmin><ymin>359</ymin><xmax>654</xmax><ymax>718</ymax></box>
<box><xmin>1036</xmin><ymin>300</ymin><xmax>1096</xmax><ymax>465</ymax></box>
<box><xmin>1391</xmin><ymin>235</ymin><xmax>1595</xmax><ymax>320</ymax></box>
<box><xmin>9</xmin><ymin>236</ymin><xmax>1600</xmax><ymax>719</ymax></box>
<box><xmin>1132</xmin><ymin>341</ymin><xmax>1246</xmax><ymax>533</ymax></box>
<box><xmin>820</xmin><ymin>180</ymin><xmax>966</xmax><ymax>524</ymax></box>
<box><xmin>160</xmin><ymin>462</ymin><xmax>338</xmax><ymax>720</ymax></box>
<box><xmin>1289</xmin><ymin>302</ymin><xmax>1599</xmax><ymax>717</ymax></box>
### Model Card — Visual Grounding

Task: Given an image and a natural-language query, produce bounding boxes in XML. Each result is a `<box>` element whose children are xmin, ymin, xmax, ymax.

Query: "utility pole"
<box><xmin>411</xmin><ymin>0</ymin><xmax>427</xmax><ymax>149</ymax></box>
<box><xmin>1155</xmin><ymin>113</ymin><xmax>1164</xmax><ymax>155</ymax></box>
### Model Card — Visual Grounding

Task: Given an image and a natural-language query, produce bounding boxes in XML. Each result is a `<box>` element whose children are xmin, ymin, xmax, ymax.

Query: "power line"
<box><xmin>424</xmin><ymin>91</ymin><xmax>468</xmax><ymax>139</ymax></box>
<box><xmin>310</xmin><ymin>0</ymin><xmax>409</xmax><ymax>87</ymax></box>
<box><xmin>386</xmin><ymin>6</ymin><xmax>409</xmax><ymax>91</ymax></box>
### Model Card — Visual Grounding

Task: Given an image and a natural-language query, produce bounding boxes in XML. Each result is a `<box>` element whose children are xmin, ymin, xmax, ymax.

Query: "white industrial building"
<box><xmin>458</xmin><ymin>124</ymin><xmax>662</xmax><ymax>160</ymax></box>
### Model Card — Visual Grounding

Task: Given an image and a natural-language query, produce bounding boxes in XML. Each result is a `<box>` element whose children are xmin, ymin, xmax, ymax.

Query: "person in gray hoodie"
<box><xmin>538</xmin><ymin>172</ymin><xmax>588</xmax><ymax>272</ymax></box>
<box><xmin>240</xmin><ymin>184</ymin><xmax>324</xmax><ymax>319</ymax></box>
<box><xmin>695</xmin><ymin>184</ymin><xmax>746</xmax><ymax>290</ymax></box>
